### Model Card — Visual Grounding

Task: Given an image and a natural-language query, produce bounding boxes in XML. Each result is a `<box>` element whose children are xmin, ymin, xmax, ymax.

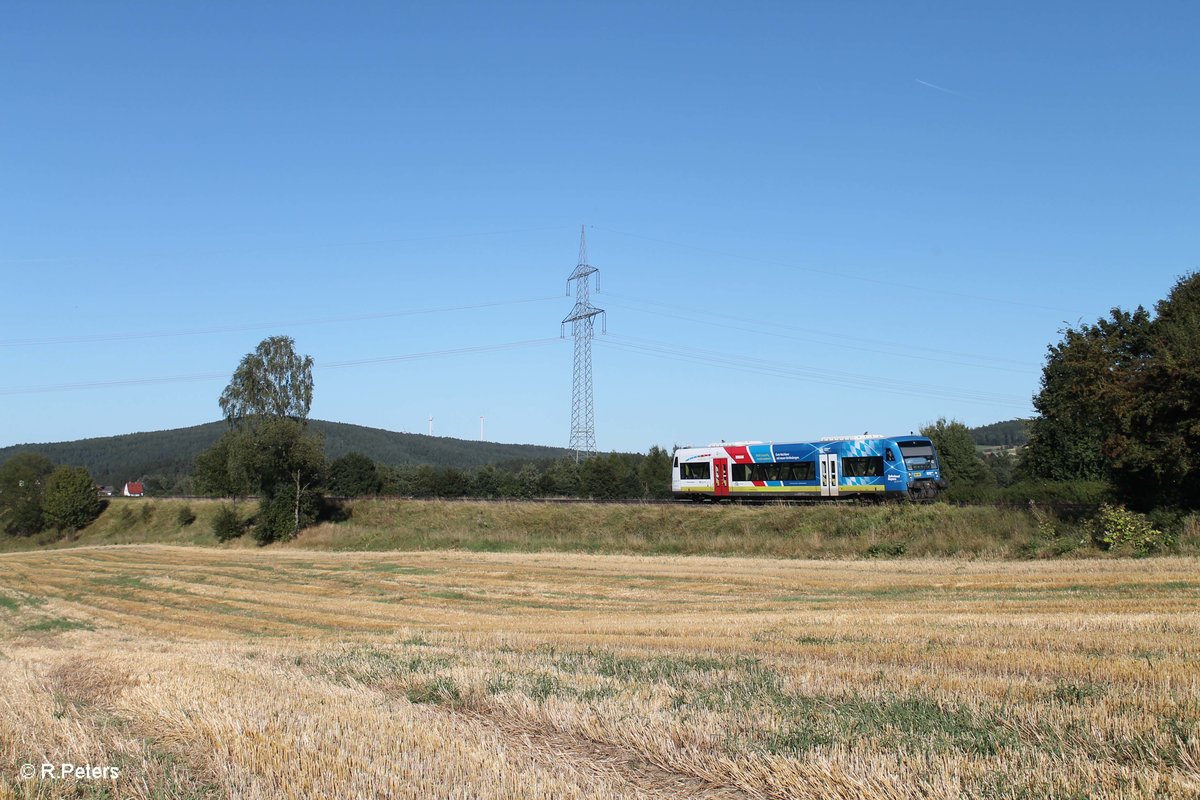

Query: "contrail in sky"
<box><xmin>916</xmin><ymin>78</ymin><xmax>963</xmax><ymax>96</ymax></box>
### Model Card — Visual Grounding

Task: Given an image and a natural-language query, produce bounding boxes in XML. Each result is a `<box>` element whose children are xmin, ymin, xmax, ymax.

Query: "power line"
<box><xmin>602</xmin><ymin>295</ymin><xmax>1038</xmax><ymax>375</ymax></box>
<box><xmin>0</xmin><ymin>295</ymin><xmax>563</xmax><ymax>348</ymax></box>
<box><xmin>592</xmin><ymin>225</ymin><xmax>1084</xmax><ymax>315</ymax></box>
<box><xmin>0</xmin><ymin>225</ymin><xmax>564</xmax><ymax>267</ymax></box>
<box><xmin>596</xmin><ymin>334</ymin><xmax>1032</xmax><ymax>410</ymax></box>
<box><xmin>0</xmin><ymin>338</ymin><xmax>564</xmax><ymax>396</ymax></box>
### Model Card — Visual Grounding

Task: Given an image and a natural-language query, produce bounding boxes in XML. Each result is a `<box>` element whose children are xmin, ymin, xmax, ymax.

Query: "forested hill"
<box><xmin>0</xmin><ymin>421</ymin><xmax>572</xmax><ymax>489</ymax></box>
<box><xmin>968</xmin><ymin>419</ymin><xmax>1031</xmax><ymax>447</ymax></box>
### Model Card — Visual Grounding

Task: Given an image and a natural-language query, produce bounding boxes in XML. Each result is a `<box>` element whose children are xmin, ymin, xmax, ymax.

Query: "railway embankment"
<box><xmin>4</xmin><ymin>496</ymin><xmax>1198</xmax><ymax>559</ymax></box>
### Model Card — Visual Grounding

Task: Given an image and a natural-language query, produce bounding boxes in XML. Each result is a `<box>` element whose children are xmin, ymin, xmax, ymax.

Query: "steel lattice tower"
<box><xmin>561</xmin><ymin>225</ymin><xmax>606</xmax><ymax>462</ymax></box>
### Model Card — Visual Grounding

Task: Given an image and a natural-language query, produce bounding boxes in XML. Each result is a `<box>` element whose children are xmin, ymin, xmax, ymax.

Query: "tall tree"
<box><xmin>0</xmin><ymin>452</ymin><xmax>55</xmax><ymax>536</ymax></box>
<box><xmin>219</xmin><ymin>335</ymin><xmax>314</xmax><ymax>426</ymax></box>
<box><xmin>1107</xmin><ymin>273</ymin><xmax>1200</xmax><ymax>509</ymax></box>
<box><xmin>1024</xmin><ymin>308</ymin><xmax>1152</xmax><ymax>482</ymax></box>
<box><xmin>197</xmin><ymin>336</ymin><xmax>326</xmax><ymax>542</ymax></box>
<box><xmin>1023</xmin><ymin>272</ymin><xmax>1200</xmax><ymax>511</ymax></box>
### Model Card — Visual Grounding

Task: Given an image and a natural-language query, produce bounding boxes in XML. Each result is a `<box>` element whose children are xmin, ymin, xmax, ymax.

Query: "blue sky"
<box><xmin>2</xmin><ymin>2</ymin><xmax>1197</xmax><ymax>453</ymax></box>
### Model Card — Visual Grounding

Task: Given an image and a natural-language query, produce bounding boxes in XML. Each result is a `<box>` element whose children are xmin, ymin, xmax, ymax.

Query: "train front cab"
<box><xmin>893</xmin><ymin>437</ymin><xmax>947</xmax><ymax>501</ymax></box>
<box><xmin>672</xmin><ymin>450</ymin><xmax>722</xmax><ymax>500</ymax></box>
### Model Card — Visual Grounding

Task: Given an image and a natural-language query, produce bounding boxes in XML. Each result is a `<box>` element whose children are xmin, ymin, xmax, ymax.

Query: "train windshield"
<box><xmin>898</xmin><ymin>441</ymin><xmax>938</xmax><ymax>470</ymax></box>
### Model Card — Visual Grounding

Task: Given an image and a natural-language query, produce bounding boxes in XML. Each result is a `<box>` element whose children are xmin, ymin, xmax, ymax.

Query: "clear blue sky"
<box><xmin>2</xmin><ymin>2</ymin><xmax>1197</xmax><ymax>453</ymax></box>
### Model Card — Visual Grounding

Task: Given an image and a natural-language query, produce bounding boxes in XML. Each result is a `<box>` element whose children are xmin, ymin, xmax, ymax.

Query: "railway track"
<box><xmin>145</xmin><ymin>494</ymin><xmax>1099</xmax><ymax>512</ymax></box>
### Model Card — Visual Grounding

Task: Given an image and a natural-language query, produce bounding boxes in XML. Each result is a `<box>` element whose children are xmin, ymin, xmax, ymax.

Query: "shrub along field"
<box><xmin>5</xmin><ymin>496</ymin><xmax>1198</xmax><ymax>559</ymax></box>
<box><xmin>1</xmin><ymin>546</ymin><xmax>1197</xmax><ymax>798</ymax></box>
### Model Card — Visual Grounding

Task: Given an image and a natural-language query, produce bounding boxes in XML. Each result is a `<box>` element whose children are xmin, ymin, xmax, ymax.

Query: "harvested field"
<box><xmin>1</xmin><ymin>546</ymin><xmax>1198</xmax><ymax>798</ymax></box>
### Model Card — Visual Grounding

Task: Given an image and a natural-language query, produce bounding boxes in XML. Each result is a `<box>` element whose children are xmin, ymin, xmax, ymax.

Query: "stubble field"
<box><xmin>1</xmin><ymin>545</ymin><xmax>1198</xmax><ymax>799</ymax></box>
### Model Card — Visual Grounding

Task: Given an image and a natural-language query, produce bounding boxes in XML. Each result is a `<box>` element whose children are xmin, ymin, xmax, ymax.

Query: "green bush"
<box><xmin>255</xmin><ymin>489</ymin><xmax>321</xmax><ymax>544</ymax></box>
<box><xmin>945</xmin><ymin>480</ymin><xmax>1110</xmax><ymax>505</ymax></box>
<box><xmin>212</xmin><ymin>504</ymin><xmax>245</xmax><ymax>542</ymax></box>
<box><xmin>999</xmin><ymin>481</ymin><xmax>1111</xmax><ymax>504</ymax></box>
<box><xmin>1088</xmin><ymin>504</ymin><xmax>1171</xmax><ymax>555</ymax></box>
<box><xmin>42</xmin><ymin>466</ymin><xmax>102</xmax><ymax>531</ymax></box>
<box><xmin>175</xmin><ymin>504</ymin><xmax>197</xmax><ymax>527</ymax></box>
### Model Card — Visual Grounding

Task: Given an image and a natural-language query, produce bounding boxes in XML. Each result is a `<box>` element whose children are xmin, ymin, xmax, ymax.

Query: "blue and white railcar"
<box><xmin>671</xmin><ymin>435</ymin><xmax>945</xmax><ymax>501</ymax></box>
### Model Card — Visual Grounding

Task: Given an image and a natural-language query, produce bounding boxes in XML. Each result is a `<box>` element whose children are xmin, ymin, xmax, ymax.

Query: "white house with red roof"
<box><xmin>122</xmin><ymin>482</ymin><xmax>145</xmax><ymax>497</ymax></box>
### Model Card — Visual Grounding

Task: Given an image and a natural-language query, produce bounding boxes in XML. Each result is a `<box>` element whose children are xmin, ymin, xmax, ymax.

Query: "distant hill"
<box><xmin>968</xmin><ymin>419</ymin><xmax>1031</xmax><ymax>447</ymax></box>
<box><xmin>0</xmin><ymin>421</ymin><xmax>572</xmax><ymax>488</ymax></box>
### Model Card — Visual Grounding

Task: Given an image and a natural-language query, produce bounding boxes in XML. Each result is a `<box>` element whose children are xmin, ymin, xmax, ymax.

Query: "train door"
<box><xmin>819</xmin><ymin>453</ymin><xmax>839</xmax><ymax>498</ymax></box>
<box><xmin>713</xmin><ymin>458</ymin><xmax>730</xmax><ymax>497</ymax></box>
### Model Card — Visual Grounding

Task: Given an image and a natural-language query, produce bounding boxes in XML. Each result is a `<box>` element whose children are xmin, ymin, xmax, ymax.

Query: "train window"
<box><xmin>680</xmin><ymin>462</ymin><xmax>711</xmax><ymax>480</ymax></box>
<box><xmin>780</xmin><ymin>462</ymin><xmax>816</xmax><ymax>481</ymax></box>
<box><xmin>885</xmin><ymin>448</ymin><xmax>895</xmax><ymax>462</ymax></box>
<box><xmin>842</xmin><ymin>457</ymin><xmax>885</xmax><ymax>477</ymax></box>
<box><xmin>752</xmin><ymin>464</ymin><xmax>781</xmax><ymax>481</ymax></box>
<box><xmin>734</xmin><ymin>462</ymin><xmax>818</xmax><ymax>481</ymax></box>
<box><xmin>898</xmin><ymin>441</ymin><xmax>938</xmax><ymax>469</ymax></box>
<box><xmin>673</xmin><ymin>456</ymin><xmax>679</xmax><ymax>467</ymax></box>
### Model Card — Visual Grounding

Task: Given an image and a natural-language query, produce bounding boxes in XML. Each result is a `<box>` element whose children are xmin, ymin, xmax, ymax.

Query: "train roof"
<box><xmin>679</xmin><ymin>435</ymin><xmax>932</xmax><ymax>452</ymax></box>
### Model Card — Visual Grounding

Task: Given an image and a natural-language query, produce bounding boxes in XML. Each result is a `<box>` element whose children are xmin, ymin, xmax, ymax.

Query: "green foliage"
<box><xmin>0</xmin><ymin>451</ymin><xmax>55</xmax><ymax>536</ymax></box>
<box><xmin>1026</xmin><ymin>307</ymin><xmax>1152</xmax><ymax>482</ymax></box>
<box><xmin>41</xmin><ymin>466</ymin><xmax>101</xmax><ymax>531</ymax></box>
<box><xmin>1107</xmin><ymin>273</ymin><xmax>1200</xmax><ymax>510</ymax></box>
<box><xmin>982</xmin><ymin>450</ymin><xmax>1017</xmax><ymax>488</ymax></box>
<box><xmin>1000</xmin><ymin>480</ymin><xmax>1110</xmax><ymax>505</ymax></box>
<box><xmin>578</xmin><ymin>453</ymin><xmax>641</xmax><ymax>500</ymax></box>
<box><xmin>249</xmin><ymin>418</ymin><xmax>327</xmax><ymax>543</ymax></box>
<box><xmin>537</xmin><ymin>459</ymin><xmax>581</xmax><ymax>496</ymax></box>
<box><xmin>195</xmin><ymin>418</ymin><xmax>326</xmax><ymax>543</ymax></box>
<box><xmin>469</xmin><ymin>464</ymin><xmax>502</xmax><ymax>498</ymax></box>
<box><xmin>639</xmin><ymin>446</ymin><xmax>673</xmax><ymax>499</ymax></box>
<box><xmin>1088</xmin><ymin>504</ymin><xmax>1171</xmax><ymax>555</ymax></box>
<box><xmin>218</xmin><ymin>335</ymin><xmax>314</xmax><ymax>425</ymax></box>
<box><xmin>198</xmin><ymin>336</ymin><xmax>329</xmax><ymax>542</ymax></box>
<box><xmin>175</xmin><ymin>504</ymin><xmax>196</xmax><ymax>527</ymax></box>
<box><xmin>1025</xmin><ymin>273</ymin><xmax>1200</xmax><ymax>511</ymax></box>
<box><xmin>920</xmin><ymin>418</ymin><xmax>993</xmax><ymax>493</ymax></box>
<box><xmin>193</xmin><ymin>432</ymin><xmax>255</xmax><ymax>498</ymax></box>
<box><xmin>968</xmin><ymin>419</ymin><xmax>1031</xmax><ymax>447</ymax></box>
<box><xmin>256</xmin><ymin>488</ymin><xmax>321</xmax><ymax>544</ymax></box>
<box><xmin>212</xmin><ymin>503</ymin><xmax>245</xmax><ymax>542</ymax></box>
<box><xmin>328</xmin><ymin>452</ymin><xmax>382</xmax><ymax>497</ymax></box>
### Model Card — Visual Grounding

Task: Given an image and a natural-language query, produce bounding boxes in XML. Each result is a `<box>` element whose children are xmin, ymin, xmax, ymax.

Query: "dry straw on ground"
<box><xmin>1</xmin><ymin>545</ymin><xmax>1198</xmax><ymax>798</ymax></box>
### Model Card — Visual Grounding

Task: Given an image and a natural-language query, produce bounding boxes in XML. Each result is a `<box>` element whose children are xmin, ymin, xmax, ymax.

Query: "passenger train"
<box><xmin>671</xmin><ymin>435</ymin><xmax>946</xmax><ymax>502</ymax></box>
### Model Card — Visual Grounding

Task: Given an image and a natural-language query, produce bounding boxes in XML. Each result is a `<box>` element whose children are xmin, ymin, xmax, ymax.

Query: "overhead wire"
<box><xmin>600</xmin><ymin>293</ymin><xmax>1039</xmax><ymax>374</ymax></box>
<box><xmin>592</xmin><ymin>225</ymin><xmax>1083</xmax><ymax>315</ymax></box>
<box><xmin>0</xmin><ymin>225</ymin><xmax>564</xmax><ymax>267</ymax></box>
<box><xmin>595</xmin><ymin>334</ymin><xmax>1032</xmax><ymax>410</ymax></box>
<box><xmin>0</xmin><ymin>295</ymin><xmax>565</xmax><ymax>348</ymax></box>
<box><xmin>0</xmin><ymin>338</ymin><xmax>564</xmax><ymax>396</ymax></box>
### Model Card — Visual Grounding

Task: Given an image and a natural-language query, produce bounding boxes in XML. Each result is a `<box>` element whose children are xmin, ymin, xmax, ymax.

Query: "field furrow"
<box><xmin>2</xmin><ymin>546</ymin><xmax>1198</xmax><ymax>798</ymax></box>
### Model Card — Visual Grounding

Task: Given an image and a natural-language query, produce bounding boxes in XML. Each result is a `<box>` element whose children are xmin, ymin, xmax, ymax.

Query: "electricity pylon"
<box><xmin>561</xmin><ymin>225</ymin><xmax>606</xmax><ymax>462</ymax></box>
